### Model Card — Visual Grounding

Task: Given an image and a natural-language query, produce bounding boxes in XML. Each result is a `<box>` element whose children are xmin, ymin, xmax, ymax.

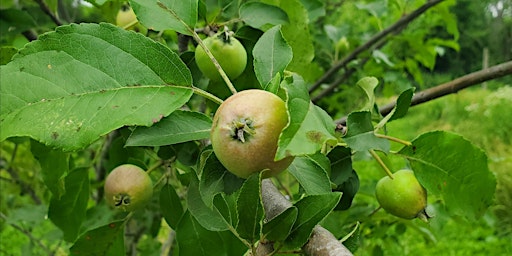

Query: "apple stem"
<box><xmin>369</xmin><ymin>149</ymin><xmax>394</xmax><ymax>179</ymax></box>
<box><xmin>375</xmin><ymin>133</ymin><xmax>412</xmax><ymax>146</ymax></box>
<box><xmin>157</xmin><ymin>2</ymin><xmax>237</xmax><ymax>95</ymax></box>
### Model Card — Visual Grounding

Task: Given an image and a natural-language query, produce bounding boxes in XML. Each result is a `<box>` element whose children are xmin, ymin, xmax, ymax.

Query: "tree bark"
<box><xmin>258</xmin><ymin>179</ymin><xmax>353</xmax><ymax>256</ymax></box>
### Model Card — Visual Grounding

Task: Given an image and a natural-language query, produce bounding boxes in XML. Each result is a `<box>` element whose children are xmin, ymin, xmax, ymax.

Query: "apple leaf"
<box><xmin>357</xmin><ymin>77</ymin><xmax>379</xmax><ymax>112</ymax></box>
<box><xmin>253</xmin><ymin>25</ymin><xmax>293</xmax><ymax>88</ymax></box>
<box><xmin>236</xmin><ymin>173</ymin><xmax>264</xmax><ymax>243</ymax></box>
<box><xmin>199</xmin><ymin>150</ymin><xmax>244</xmax><ymax>208</ymax></box>
<box><xmin>288</xmin><ymin>154</ymin><xmax>332</xmax><ymax>195</ymax></box>
<box><xmin>130</xmin><ymin>0</ymin><xmax>197</xmax><ymax>35</ymax></box>
<box><xmin>398</xmin><ymin>131</ymin><xmax>497</xmax><ymax>220</ymax></box>
<box><xmin>343</xmin><ymin>111</ymin><xmax>390</xmax><ymax>152</ymax></box>
<box><xmin>263</xmin><ymin>0</ymin><xmax>316</xmax><ymax>80</ymax></box>
<box><xmin>30</xmin><ymin>141</ymin><xmax>69</xmax><ymax>199</ymax></box>
<box><xmin>376</xmin><ymin>87</ymin><xmax>414</xmax><ymax>129</ymax></box>
<box><xmin>262</xmin><ymin>206</ymin><xmax>298</xmax><ymax>242</ymax></box>
<box><xmin>327</xmin><ymin>146</ymin><xmax>359</xmax><ymax>210</ymax></box>
<box><xmin>240</xmin><ymin>2</ymin><xmax>289</xmax><ymax>30</ymax></box>
<box><xmin>277</xmin><ymin>73</ymin><xmax>337</xmax><ymax>159</ymax></box>
<box><xmin>70</xmin><ymin>221</ymin><xmax>125</xmax><ymax>256</ymax></box>
<box><xmin>48</xmin><ymin>168</ymin><xmax>89</xmax><ymax>242</ymax></box>
<box><xmin>187</xmin><ymin>175</ymin><xmax>230</xmax><ymax>231</ymax></box>
<box><xmin>126</xmin><ymin>110</ymin><xmax>212</xmax><ymax>147</ymax></box>
<box><xmin>176</xmin><ymin>211</ymin><xmax>246</xmax><ymax>256</ymax></box>
<box><xmin>285</xmin><ymin>192</ymin><xmax>342</xmax><ymax>249</ymax></box>
<box><xmin>160</xmin><ymin>184</ymin><xmax>184</xmax><ymax>230</ymax></box>
<box><xmin>0</xmin><ymin>23</ymin><xmax>193</xmax><ymax>151</ymax></box>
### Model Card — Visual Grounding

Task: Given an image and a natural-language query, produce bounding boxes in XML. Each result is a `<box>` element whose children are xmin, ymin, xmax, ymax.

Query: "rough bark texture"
<box><xmin>258</xmin><ymin>179</ymin><xmax>353</xmax><ymax>256</ymax></box>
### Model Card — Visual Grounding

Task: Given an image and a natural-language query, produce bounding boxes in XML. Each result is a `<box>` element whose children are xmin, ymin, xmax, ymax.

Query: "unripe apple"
<box><xmin>375</xmin><ymin>169</ymin><xmax>427</xmax><ymax>219</ymax></box>
<box><xmin>116</xmin><ymin>5</ymin><xmax>138</xmax><ymax>29</ymax></box>
<box><xmin>104</xmin><ymin>164</ymin><xmax>153</xmax><ymax>212</ymax></box>
<box><xmin>195</xmin><ymin>32</ymin><xmax>247</xmax><ymax>81</ymax></box>
<box><xmin>210</xmin><ymin>89</ymin><xmax>293</xmax><ymax>178</ymax></box>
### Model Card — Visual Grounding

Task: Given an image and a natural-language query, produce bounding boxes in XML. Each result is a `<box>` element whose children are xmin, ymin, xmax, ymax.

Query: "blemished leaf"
<box><xmin>288</xmin><ymin>154</ymin><xmax>332</xmax><ymax>195</ymax></box>
<box><xmin>236</xmin><ymin>173</ymin><xmax>264</xmax><ymax>243</ymax></box>
<box><xmin>126</xmin><ymin>110</ymin><xmax>212</xmax><ymax>146</ymax></box>
<box><xmin>277</xmin><ymin>73</ymin><xmax>337</xmax><ymax>159</ymax></box>
<box><xmin>49</xmin><ymin>168</ymin><xmax>89</xmax><ymax>242</ymax></box>
<box><xmin>160</xmin><ymin>184</ymin><xmax>184</xmax><ymax>230</ymax></box>
<box><xmin>343</xmin><ymin>111</ymin><xmax>390</xmax><ymax>152</ymax></box>
<box><xmin>187</xmin><ymin>175</ymin><xmax>230</xmax><ymax>231</ymax></box>
<box><xmin>376</xmin><ymin>87</ymin><xmax>414</xmax><ymax>129</ymax></box>
<box><xmin>262</xmin><ymin>206</ymin><xmax>298</xmax><ymax>241</ymax></box>
<box><xmin>30</xmin><ymin>140</ymin><xmax>69</xmax><ymax>199</ymax></box>
<box><xmin>130</xmin><ymin>0</ymin><xmax>197</xmax><ymax>35</ymax></box>
<box><xmin>240</xmin><ymin>2</ymin><xmax>289</xmax><ymax>30</ymax></box>
<box><xmin>285</xmin><ymin>192</ymin><xmax>342</xmax><ymax>249</ymax></box>
<box><xmin>70</xmin><ymin>221</ymin><xmax>125</xmax><ymax>256</ymax></box>
<box><xmin>253</xmin><ymin>25</ymin><xmax>292</xmax><ymax>87</ymax></box>
<box><xmin>176</xmin><ymin>211</ymin><xmax>246</xmax><ymax>256</ymax></box>
<box><xmin>328</xmin><ymin>146</ymin><xmax>359</xmax><ymax>210</ymax></box>
<box><xmin>398</xmin><ymin>131</ymin><xmax>496</xmax><ymax>220</ymax></box>
<box><xmin>0</xmin><ymin>23</ymin><xmax>193</xmax><ymax>151</ymax></box>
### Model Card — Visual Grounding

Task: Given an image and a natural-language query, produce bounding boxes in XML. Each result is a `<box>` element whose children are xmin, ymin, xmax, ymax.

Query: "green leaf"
<box><xmin>1</xmin><ymin>85</ymin><xmax>192</xmax><ymax>151</ymax></box>
<box><xmin>30</xmin><ymin>140</ymin><xmax>69</xmax><ymax>199</ymax></box>
<box><xmin>0</xmin><ymin>23</ymin><xmax>193</xmax><ymax>150</ymax></box>
<box><xmin>130</xmin><ymin>0</ymin><xmax>197</xmax><ymax>35</ymax></box>
<box><xmin>398</xmin><ymin>131</ymin><xmax>496</xmax><ymax>220</ymax></box>
<box><xmin>299</xmin><ymin>0</ymin><xmax>325</xmax><ymax>21</ymax></box>
<box><xmin>327</xmin><ymin>146</ymin><xmax>359</xmax><ymax>210</ymax></box>
<box><xmin>160</xmin><ymin>184</ymin><xmax>184</xmax><ymax>230</ymax></box>
<box><xmin>357</xmin><ymin>76</ymin><xmax>379</xmax><ymax>111</ymax></box>
<box><xmin>199</xmin><ymin>150</ymin><xmax>244</xmax><ymax>207</ymax></box>
<box><xmin>49</xmin><ymin>168</ymin><xmax>89</xmax><ymax>242</ymax></box>
<box><xmin>376</xmin><ymin>87</ymin><xmax>414</xmax><ymax>129</ymax></box>
<box><xmin>126</xmin><ymin>110</ymin><xmax>212</xmax><ymax>147</ymax></box>
<box><xmin>240</xmin><ymin>2</ymin><xmax>289</xmax><ymax>30</ymax></box>
<box><xmin>253</xmin><ymin>25</ymin><xmax>293</xmax><ymax>88</ymax></box>
<box><xmin>343</xmin><ymin>111</ymin><xmax>390</xmax><ymax>152</ymax></box>
<box><xmin>187</xmin><ymin>175</ymin><xmax>230</xmax><ymax>231</ymax></box>
<box><xmin>236</xmin><ymin>173</ymin><xmax>264</xmax><ymax>243</ymax></box>
<box><xmin>176</xmin><ymin>211</ymin><xmax>246</xmax><ymax>256</ymax></box>
<box><xmin>277</xmin><ymin>73</ymin><xmax>337</xmax><ymax>159</ymax></box>
<box><xmin>288</xmin><ymin>154</ymin><xmax>331</xmax><ymax>195</ymax></box>
<box><xmin>285</xmin><ymin>193</ymin><xmax>342</xmax><ymax>249</ymax></box>
<box><xmin>15</xmin><ymin>23</ymin><xmax>191</xmax><ymax>86</ymax></box>
<box><xmin>262</xmin><ymin>206</ymin><xmax>298</xmax><ymax>242</ymax></box>
<box><xmin>70</xmin><ymin>221</ymin><xmax>125</xmax><ymax>256</ymax></box>
<box><xmin>262</xmin><ymin>0</ymin><xmax>316</xmax><ymax>80</ymax></box>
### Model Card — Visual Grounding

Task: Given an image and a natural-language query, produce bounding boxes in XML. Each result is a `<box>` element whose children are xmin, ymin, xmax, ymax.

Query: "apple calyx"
<box><xmin>231</xmin><ymin>118</ymin><xmax>255</xmax><ymax>143</ymax></box>
<box><xmin>113</xmin><ymin>194</ymin><xmax>131</xmax><ymax>208</ymax></box>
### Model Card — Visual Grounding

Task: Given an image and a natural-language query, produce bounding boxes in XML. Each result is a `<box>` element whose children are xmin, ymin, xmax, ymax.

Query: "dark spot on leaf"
<box><xmin>109</xmin><ymin>223</ymin><xmax>116</xmax><ymax>228</ymax></box>
<box><xmin>85</xmin><ymin>236</ymin><xmax>91</xmax><ymax>240</ymax></box>
<box><xmin>51</xmin><ymin>132</ymin><xmax>59</xmax><ymax>140</ymax></box>
<box><xmin>132</xmin><ymin>106</ymin><xmax>137</xmax><ymax>110</ymax></box>
<box><xmin>76</xmin><ymin>126</ymin><xmax>81</xmax><ymax>132</ymax></box>
<box><xmin>306</xmin><ymin>131</ymin><xmax>324</xmax><ymax>143</ymax></box>
<box><xmin>99</xmin><ymin>89</ymin><xmax>106</xmax><ymax>93</ymax></box>
<box><xmin>112</xmin><ymin>105</ymin><xmax>119</xmax><ymax>109</ymax></box>
<box><xmin>19</xmin><ymin>67</ymin><xmax>25</xmax><ymax>72</ymax></box>
<box><xmin>412</xmin><ymin>145</ymin><xmax>417</xmax><ymax>153</ymax></box>
<box><xmin>170</xmin><ymin>91</ymin><xmax>176</xmax><ymax>95</ymax></box>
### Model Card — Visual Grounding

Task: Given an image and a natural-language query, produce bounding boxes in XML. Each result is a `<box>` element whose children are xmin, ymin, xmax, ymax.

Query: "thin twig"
<box><xmin>33</xmin><ymin>0</ymin><xmax>63</xmax><ymax>26</ymax></box>
<box><xmin>336</xmin><ymin>61</ymin><xmax>512</xmax><ymax>125</ymax></box>
<box><xmin>309</xmin><ymin>0</ymin><xmax>445</xmax><ymax>93</ymax></box>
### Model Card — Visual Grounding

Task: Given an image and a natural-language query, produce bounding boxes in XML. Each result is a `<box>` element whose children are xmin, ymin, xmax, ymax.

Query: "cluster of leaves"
<box><xmin>0</xmin><ymin>0</ymin><xmax>498</xmax><ymax>255</ymax></box>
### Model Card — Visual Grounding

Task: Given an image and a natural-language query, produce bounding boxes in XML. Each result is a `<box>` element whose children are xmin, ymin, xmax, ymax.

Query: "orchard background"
<box><xmin>1</xmin><ymin>0</ymin><xmax>511</xmax><ymax>255</ymax></box>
